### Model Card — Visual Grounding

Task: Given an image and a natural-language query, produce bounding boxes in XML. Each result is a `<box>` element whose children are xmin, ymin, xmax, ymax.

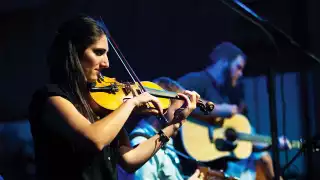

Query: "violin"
<box><xmin>89</xmin><ymin>75</ymin><xmax>215</xmax><ymax>114</ymax></box>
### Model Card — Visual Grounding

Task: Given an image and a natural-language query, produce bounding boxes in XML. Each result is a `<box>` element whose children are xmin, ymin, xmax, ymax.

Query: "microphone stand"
<box><xmin>217</xmin><ymin>0</ymin><xmax>320</xmax><ymax>180</ymax></box>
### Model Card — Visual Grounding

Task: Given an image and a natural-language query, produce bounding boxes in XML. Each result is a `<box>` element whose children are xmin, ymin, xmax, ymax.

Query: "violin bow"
<box><xmin>98</xmin><ymin>17</ymin><xmax>169</xmax><ymax>123</ymax></box>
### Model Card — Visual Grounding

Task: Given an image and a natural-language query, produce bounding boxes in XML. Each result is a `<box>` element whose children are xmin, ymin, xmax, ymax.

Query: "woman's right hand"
<box><xmin>129</xmin><ymin>92</ymin><xmax>164</xmax><ymax>115</ymax></box>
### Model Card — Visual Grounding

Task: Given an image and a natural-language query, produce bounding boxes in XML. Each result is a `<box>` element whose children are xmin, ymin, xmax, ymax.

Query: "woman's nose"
<box><xmin>101</xmin><ymin>57</ymin><xmax>109</xmax><ymax>68</ymax></box>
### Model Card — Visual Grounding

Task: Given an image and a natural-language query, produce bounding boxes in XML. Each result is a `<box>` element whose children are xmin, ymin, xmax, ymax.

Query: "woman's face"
<box><xmin>80</xmin><ymin>34</ymin><xmax>109</xmax><ymax>82</ymax></box>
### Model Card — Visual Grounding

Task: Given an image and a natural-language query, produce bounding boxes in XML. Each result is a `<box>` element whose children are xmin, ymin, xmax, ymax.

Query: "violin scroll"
<box><xmin>197</xmin><ymin>100</ymin><xmax>215</xmax><ymax>115</ymax></box>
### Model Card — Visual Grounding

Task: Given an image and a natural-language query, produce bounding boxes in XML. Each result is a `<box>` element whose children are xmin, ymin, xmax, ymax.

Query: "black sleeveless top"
<box><xmin>28</xmin><ymin>84</ymin><xmax>120</xmax><ymax>180</ymax></box>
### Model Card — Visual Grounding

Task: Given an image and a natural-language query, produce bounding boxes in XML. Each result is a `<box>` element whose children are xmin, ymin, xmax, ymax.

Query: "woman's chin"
<box><xmin>87</xmin><ymin>76</ymin><xmax>98</xmax><ymax>83</ymax></box>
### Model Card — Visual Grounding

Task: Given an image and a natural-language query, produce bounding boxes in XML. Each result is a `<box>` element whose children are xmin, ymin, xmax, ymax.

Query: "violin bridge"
<box><xmin>123</xmin><ymin>83</ymin><xmax>132</xmax><ymax>95</ymax></box>
<box><xmin>136</xmin><ymin>89</ymin><xmax>142</xmax><ymax>95</ymax></box>
<box><xmin>123</xmin><ymin>82</ymin><xmax>140</xmax><ymax>97</ymax></box>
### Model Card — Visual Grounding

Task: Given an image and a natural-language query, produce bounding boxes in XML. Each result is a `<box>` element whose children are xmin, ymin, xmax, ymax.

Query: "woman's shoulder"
<box><xmin>33</xmin><ymin>84</ymin><xmax>70</xmax><ymax>100</ymax></box>
<box><xmin>29</xmin><ymin>84</ymin><xmax>72</xmax><ymax>110</ymax></box>
<box><xmin>28</xmin><ymin>84</ymin><xmax>72</xmax><ymax>122</ymax></box>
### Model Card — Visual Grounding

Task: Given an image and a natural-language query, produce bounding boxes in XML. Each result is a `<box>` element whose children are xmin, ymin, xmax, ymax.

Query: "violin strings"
<box><xmin>97</xmin><ymin>17</ymin><xmax>146</xmax><ymax>92</ymax></box>
<box><xmin>98</xmin><ymin>17</ymin><xmax>169</xmax><ymax>123</ymax></box>
<box><xmin>106</xmin><ymin>38</ymin><xmax>137</xmax><ymax>84</ymax></box>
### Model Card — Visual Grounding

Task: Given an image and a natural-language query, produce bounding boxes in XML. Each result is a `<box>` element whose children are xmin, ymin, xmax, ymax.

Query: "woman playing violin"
<box><xmin>28</xmin><ymin>15</ymin><xmax>200</xmax><ymax>180</ymax></box>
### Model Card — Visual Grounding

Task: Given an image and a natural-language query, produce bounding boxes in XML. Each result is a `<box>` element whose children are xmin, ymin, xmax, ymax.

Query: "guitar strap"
<box><xmin>204</xmin><ymin>70</ymin><xmax>250</xmax><ymax>116</ymax></box>
<box><xmin>204</xmin><ymin>70</ymin><xmax>231</xmax><ymax>104</ymax></box>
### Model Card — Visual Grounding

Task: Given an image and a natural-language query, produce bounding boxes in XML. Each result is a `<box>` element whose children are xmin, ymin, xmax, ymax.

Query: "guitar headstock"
<box><xmin>198</xmin><ymin>166</ymin><xmax>238</xmax><ymax>180</ymax></box>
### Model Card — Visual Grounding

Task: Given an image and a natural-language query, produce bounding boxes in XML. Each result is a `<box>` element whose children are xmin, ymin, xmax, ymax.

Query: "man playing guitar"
<box><xmin>177</xmin><ymin>42</ymin><xmax>289</xmax><ymax>180</ymax></box>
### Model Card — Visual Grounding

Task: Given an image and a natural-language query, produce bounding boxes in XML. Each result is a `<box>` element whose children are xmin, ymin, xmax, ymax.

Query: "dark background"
<box><xmin>1</xmin><ymin>0</ymin><xmax>320</xmax><ymax>122</ymax></box>
<box><xmin>1</xmin><ymin>0</ymin><xmax>320</xmax><ymax>179</ymax></box>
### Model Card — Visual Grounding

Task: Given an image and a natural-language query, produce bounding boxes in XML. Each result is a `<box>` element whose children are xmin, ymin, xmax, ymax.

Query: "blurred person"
<box><xmin>177</xmin><ymin>42</ymin><xmax>289</xmax><ymax>180</ymax></box>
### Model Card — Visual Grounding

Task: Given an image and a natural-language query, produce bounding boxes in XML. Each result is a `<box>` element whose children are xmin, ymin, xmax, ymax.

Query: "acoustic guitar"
<box><xmin>180</xmin><ymin>114</ymin><xmax>303</xmax><ymax>162</ymax></box>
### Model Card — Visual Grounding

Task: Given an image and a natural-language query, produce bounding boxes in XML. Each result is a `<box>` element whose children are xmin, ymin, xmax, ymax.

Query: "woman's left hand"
<box><xmin>168</xmin><ymin>90</ymin><xmax>200</xmax><ymax>124</ymax></box>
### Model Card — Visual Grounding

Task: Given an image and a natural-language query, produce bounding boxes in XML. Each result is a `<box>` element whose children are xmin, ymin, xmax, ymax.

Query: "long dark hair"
<box><xmin>47</xmin><ymin>15</ymin><xmax>107</xmax><ymax>122</ymax></box>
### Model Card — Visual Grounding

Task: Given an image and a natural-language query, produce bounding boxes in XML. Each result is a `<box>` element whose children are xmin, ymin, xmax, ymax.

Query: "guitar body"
<box><xmin>181</xmin><ymin>114</ymin><xmax>253</xmax><ymax>162</ymax></box>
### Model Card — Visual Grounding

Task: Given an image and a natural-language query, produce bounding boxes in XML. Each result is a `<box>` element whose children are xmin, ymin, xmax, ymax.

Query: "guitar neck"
<box><xmin>237</xmin><ymin>132</ymin><xmax>302</xmax><ymax>149</ymax></box>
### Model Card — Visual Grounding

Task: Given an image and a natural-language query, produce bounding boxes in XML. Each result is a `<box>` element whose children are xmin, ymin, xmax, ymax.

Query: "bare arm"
<box><xmin>118</xmin><ymin>91</ymin><xmax>199</xmax><ymax>173</ymax></box>
<box><xmin>118</xmin><ymin>122</ymin><xmax>181</xmax><ymax>173</ymax></box>
<box><xmin>44</xmin><ymin>96</ymin><xmax>137</xmax><ymax>151</ymax></box>
<box><xmin>44</xmin><ymin>90</ymin><xmax>166</xmax><ymax>152</ymax></box>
